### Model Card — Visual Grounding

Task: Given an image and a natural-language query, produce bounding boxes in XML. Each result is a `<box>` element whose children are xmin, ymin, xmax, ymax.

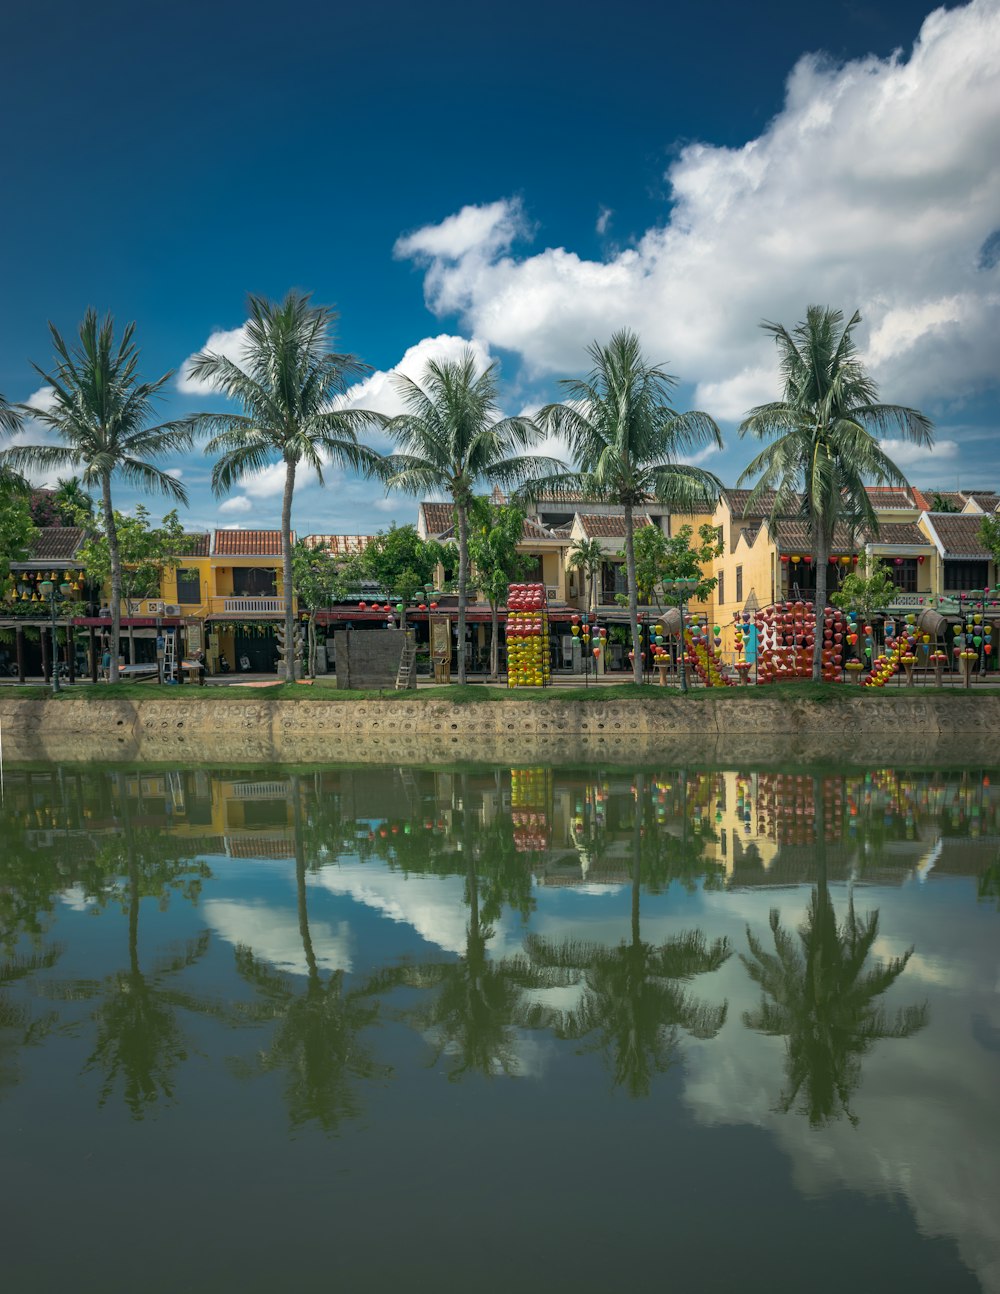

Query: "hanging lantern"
<box><xmin>780</xmin><ymin>555</ymin><xmax>790</xmax><ymax>564</ymax></box>
<box><xmin>791</xmin><ymin>555</ymin><xmax>801</xmax><ymax>564</ymax></box>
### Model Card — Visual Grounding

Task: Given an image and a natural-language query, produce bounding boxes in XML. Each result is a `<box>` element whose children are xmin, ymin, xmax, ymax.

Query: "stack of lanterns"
<box><xmin>752</xmin><ymin>601</ymin><xmax>847</xmax><ymax>683</ymax></box>
<box><xmin>505</xmin><ymin>583</ymin><xmax>551</xmax><ymax>687</ymax></box>
<box><xmin>569</xmin><ymin>614</ymin><xmax>606</xmax><ymax>675</ymax></box>
<box><xmin>864</xmin><ymin>619</ymin><xmax>917</xmax><ymax>687</ymax></box>
<box><xmin>511</xmin><ymin>767</ymin><xmax>551</xmax><ymax>851</ymax></box>
<box><xmin>685</xmin><ymin>617</ymin><xmax>732</xmax><ymax>687</ymax></box>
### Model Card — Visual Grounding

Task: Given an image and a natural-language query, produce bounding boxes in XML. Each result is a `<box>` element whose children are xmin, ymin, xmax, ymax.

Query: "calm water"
<box><xmin>1</xmin><ymin>760</ymin><xmax>998</xmax><ymax>1294</ymax></box>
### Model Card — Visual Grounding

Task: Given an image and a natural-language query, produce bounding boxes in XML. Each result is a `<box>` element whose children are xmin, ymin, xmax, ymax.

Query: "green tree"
<box><xmin>978</xmin><ymin>513</ymin><xmax>1000</xmax><ymax>567</ymax></box>
<box><xmin>467</xmin><ymin>496</ymin><xmax>531</xmax><ymax>678</ymax></box>
<box><xmin>739</xmin><ymin>306</ymin><xmax>933</xmax><ymax>680</ymax></box>
<box><xmin>77</xmin><ymin>505</ymin><xmax>186</xmax><ymax>663</ymax></box>
<box><xmin>6</xmin><ymin>311</ymin><xmax>191</xmax><ymax>683</ymax></box>
<box><xmin>187</xmin><ymin>291</ymin><xmax>382</xmax><ymax>681</ymax></box>
<box><xmin>567</xmin><ymin>537</ymin><xmax>604</xmax><ymax>614</ymax></box>
<box><xmin>624</xmin><ymin>522</ymin><xmax>721</xmax><ymax>610</ymax></box>
<box><xmin>359</xmin><ymin>523</ymin><xmax>444</xmax><ymax>603</ymax></box>
<box><xmin>291</xmin><ymin>540</ymin><xmax>354</xmax><ymax>676</ymax></box>
<box><xmin>830</xmin><ymin>559</ymin><xmax>899</xmax><ymax>633</ymax></box>
<box><xmin>932</xmin><ymin>492</ymin><xmax>959</xmax><ymax>513</ymax></box>
<box><xmin>741</xmin><ymin>778</ymin><xmax>927</xmax><ymax>1126</ymax></box>
<box><xmin>53</xmin><ymin>476</ymin><xmax>94</xmax><ymax>523</ymax></box>
<box><xmin>539</xmin><ymin>331</ymin><xmax>723</xmax><ymax>684</ymax></box>
<box><xmin>0</xmin><ymin>489</ymin><xmax>35</xmax><ymax>588</ymax></box>
<box><xmin>380</xmin><ymin>350</ymin><xmax>556</xmax><ymax>684</ymax></box>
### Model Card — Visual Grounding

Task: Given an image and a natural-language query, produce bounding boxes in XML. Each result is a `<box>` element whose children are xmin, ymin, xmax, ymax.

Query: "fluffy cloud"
<box><xmin>176</xmin><ymin>325</ymin><xmax>249</xmax><ymax>394</ymax></box>
<box><xmin>7</xmin><ymin>385</ymin><xmax>78</xmax><ymax>486</ymax></box>
<box><xmin>878</xmin><ymin>435</ymin><xmax>959</xmax><ymax>470</ymax></box>
<box><xmin>394</xmin><ymin>0</ymin><xmax>1000</xmax><ymax>415</ymax></box>
<box><xmin>218</xmin><ymin>495</ymin><xmax>253</xmax><ymax>514</ymax></box>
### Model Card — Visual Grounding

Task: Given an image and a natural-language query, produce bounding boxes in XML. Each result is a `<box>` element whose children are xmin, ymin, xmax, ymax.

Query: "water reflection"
<box><xmin>0</xmin><ymin>760</ymin><xmax>997</xmax><ymax>1290</ymax></box>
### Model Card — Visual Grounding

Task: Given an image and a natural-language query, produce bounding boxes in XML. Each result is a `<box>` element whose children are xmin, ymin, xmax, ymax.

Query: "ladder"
<box><xmin>395</xmin><ymin>633</ymin><xmax>417</xmax><ymax>690</ymax></box>
<box><xmin>162</xmin><ymin>632</ymin><xmax>176</xmax><ymax>682</ymax></box>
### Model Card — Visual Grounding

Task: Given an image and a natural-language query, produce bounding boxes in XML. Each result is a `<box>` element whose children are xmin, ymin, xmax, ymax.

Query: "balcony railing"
<box><xmin>208</xmin><ymin>595</ymin><xmax>288</xmax><ymax>616</ymax></box>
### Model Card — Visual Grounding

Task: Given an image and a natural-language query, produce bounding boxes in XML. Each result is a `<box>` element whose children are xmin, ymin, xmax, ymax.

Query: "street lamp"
<box><xmin>662</xmin><ymin>577</ymin><xmax>700</xmax><ymax>694</ymax></box>
<box><xmin>38</xmin><ymin>578</ymin><xmax>72</xmax><ymax>695</ymax></box>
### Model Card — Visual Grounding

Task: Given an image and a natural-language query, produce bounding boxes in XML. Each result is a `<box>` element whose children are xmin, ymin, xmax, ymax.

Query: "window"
<box><xmin>943</xmin><ymin>560</ymin><xmax>989</xmax><ymax>592</ymax></box>
<box><xmin>887</xmin><ymin>558</ymin><xmax>917</xmax><ymax>593</ymax></box>
<box><xmin>176</xmin><ymin>568</ymin><xmax>201</xmax><ymax>604</ymax></box>
<box><xmin>735</xmin><ymin>565</ymin><xmax>743</xmax><ymax>604</ymax></box>
<box><xmin>233</xmin><ymin>566</ymin><xmax>277</xmax><ymax>596</ymax></box>
<box><xmin>717</xmin><ymin>571</ymin><xmax>725</xmax><ymax>606</ymax></box>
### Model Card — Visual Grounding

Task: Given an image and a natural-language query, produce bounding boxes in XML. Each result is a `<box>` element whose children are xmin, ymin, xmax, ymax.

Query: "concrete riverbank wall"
<box><xmin>1</xmin><ymin>694</ymin><xmax>997</xmax><ymax>767</ymax></box>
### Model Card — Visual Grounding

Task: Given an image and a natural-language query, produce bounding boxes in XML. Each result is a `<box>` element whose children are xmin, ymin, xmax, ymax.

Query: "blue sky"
<box><xmin>2</xmin><ymin>0</ymin><xmax>998</xmax><ymax>535</ymax></box>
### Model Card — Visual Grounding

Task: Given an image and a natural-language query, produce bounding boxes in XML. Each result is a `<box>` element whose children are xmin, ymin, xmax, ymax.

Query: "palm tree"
<box><xmin>6</xmin><ymin>312</ymin><xmax>191</xmax><ymax>683</ymax></box>
<box><xmin>567</xmin><ymin>536</ymin><xmax>604</xmax><ymax>614</ymax></box>
<box><xmin>741</xmin><ymin>777</ymin><xmax>927</xmax><ymax>1125</ymax></box>
<box><xmin>53</xmin><ymin>476</ymin><xmax>94</xmax><ymax>524</ymax></box>
<box><xmin>738</xmin><ymin>306</ymin><xmax>933</xmax><ymax>680</ymax></box>
<box><xmin>186</xmin><ymin>291</ymin><xmax>382</xmax><ymax>680</ymax></box>
<box><xmin>380</xmin><ymin>350</ymin><xmax>558</xmax><ymax>685</ymax></box>
<box><xmin>539</xmin><ymin>331</ymin><xmax>723</xmax><ymax>684</ymax></box>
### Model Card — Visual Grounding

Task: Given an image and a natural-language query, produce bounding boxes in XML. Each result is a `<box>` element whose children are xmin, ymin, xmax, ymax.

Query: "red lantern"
<box><xmin>780</xmin><ymin>555</ymin><xmax>789</xmax><ymax>563</ymax></box>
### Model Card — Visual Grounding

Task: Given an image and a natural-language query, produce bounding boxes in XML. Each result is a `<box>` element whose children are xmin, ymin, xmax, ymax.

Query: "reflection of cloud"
<box><xmin>202</xmin><ymin>899</ymin><xmax>352</xmax><ymax>975</ymax></box>
<box><xmin>309</xmin><ymin>865</ymin><xmax>471</xmax><ymax>955</ymax></box>
<box><xmin>59</xmin><ymin>884</ymin><xmax>95</xmax><ymax>912</ymax></box>
<box><xmin>682</xmin><ymin>885</ymin><xmax>1000</xmax><ymax>1294</ymax></box>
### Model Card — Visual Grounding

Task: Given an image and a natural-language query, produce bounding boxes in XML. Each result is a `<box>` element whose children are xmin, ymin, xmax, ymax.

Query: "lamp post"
<box><xmin>662</xmin><ymin>577</ymin><xmax>699</xmax><ymax>694</ymax></box>
<box><xmin>39</xmin><ymin>578</ymin><xmax>72</xmax><ymax>695</ymax></box>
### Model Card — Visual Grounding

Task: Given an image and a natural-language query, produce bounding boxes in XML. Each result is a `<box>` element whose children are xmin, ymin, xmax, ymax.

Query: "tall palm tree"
<box><xmin>738</xmin><ymin>306</ymin><xmax>933</xmax><ymax>679</ymax></box>
<box><xmin>539</xmin><ymin>331</ymin><xmax>723</xmax><ymax>684</ymax></box>
<box><xmin>380</xmin><ymin>351</ymin><xmax>558</xmax><ymax>685</ymax></box>
<box><xmin>186</xmin><ymin>291</ymin><xmax>382</xmax><ymax>680</ymax></box>
<box><xmin>6</xmin><ymin>312</ymin><xmax>191</xmax><ymax>683</ymax></box>
<box><xmin>567</xmin><ymin>536</ymin><xmax>604</xmax><ymax>614</ymax></box>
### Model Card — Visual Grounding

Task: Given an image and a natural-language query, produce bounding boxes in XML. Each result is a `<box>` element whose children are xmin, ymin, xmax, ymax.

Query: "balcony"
<box><xmin>208</xmin><ymin>595</ymin><xmax>289</xmax><ymax>616</ymax></box>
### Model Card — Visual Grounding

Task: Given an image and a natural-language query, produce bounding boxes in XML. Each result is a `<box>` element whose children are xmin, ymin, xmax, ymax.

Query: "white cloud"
<box><xmin>8</xmin><ymin>385</ymin><xmax>77</xmax><ymax>487</ymax></box>
<box><xmin>596</xmin><ymin>206</ymin><xmax>613</xmax><ymax>236</ymax></box>
<box><xmin>878</xmin><ymin>436</ymin><xmax>960</xmax><ymax>470</ymax></box>
<box><xmin>177</xmin><ymin>325</ymin><xmax>249</xmax><ymax>394</ymax></box>
<box><xmin>166</xmin><ymin>467</ymin><xmax>183</xmax><ymax>480</ymax></box>
<box><xmin>219</xmin><ymin>495</ymin><xmax>253</xmax><ymax>514</ymax></box>
<box><xmin>395</xmin><ymin>0</ymin><xmax>1000</xmax><ymax>412</ymax></box>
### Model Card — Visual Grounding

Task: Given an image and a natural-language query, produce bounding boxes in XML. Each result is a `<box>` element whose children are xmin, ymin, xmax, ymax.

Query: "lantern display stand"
<box><xmin>511</xmin><ymin>768</ymin><xmax>551</xmax><ymax>850</ymax></box>
<box><xmin>753</xmin><ymin>601</ymin><xmax>845</xmax><ymax>684</ymax></box>
<box><xmin>959</xmin><ymin>650</ymin><xmax>977</xmax><ymax>688</ymax></box>
<box><xmin>929</xmin><ymin>651</ymin><xmax>948</xmax><ymax>687</ymax></box>
<box><xmin>506</xmin><ymin>583</ymin><xmax>550</xmax><ymax>688</ymax></box>
<box><xmin>864</xmin><ymin>628</ymin><xmax>918</xmax><ymax>688</ymax></box>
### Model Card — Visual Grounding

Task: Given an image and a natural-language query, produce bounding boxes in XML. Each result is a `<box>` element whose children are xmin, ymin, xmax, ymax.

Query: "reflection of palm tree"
<box><xmin>742</xmin><ymin>778</ymin><xmax>927</xmax><ymax>1126</ymax></box>
<box><xmin>50</xmin><ymin>779</ymin><xmax>213</xmax><ymax>1119</ymax></box>
<box><xmin>526</xmin><ymin>774</ymin><xmax>730</xmax><ymax>1097</ymax></box>
<box><xmin>0</xmin><ymin>946</ymin><xmax>61</xmax><ymax>1099</ymax></box>
<box><xmin>231</xmin><ymin>776</ymin><xmax>389</xmax><ymax>1131</ymax></box>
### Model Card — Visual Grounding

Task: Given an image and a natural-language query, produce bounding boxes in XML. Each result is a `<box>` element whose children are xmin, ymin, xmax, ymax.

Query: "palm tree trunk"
<box><xmin>813</xmin><ymin>531</ymin><xmax>830</xmax><ymax>682</ymax></box>
<box><xmin>624</xmin><ymin>502</ymin><xmax>642</xmax><ymax>684</ymax></box>
<box><xmin>490</xmin><ymin>600</ymin><xmax>499</xmax><ymax>680</ymax></box>
<box><xmin>456</xmin><ymin>500</ymin><xmax>469</xmax><ymax>686</ymax></box>
<box><xmin>632</xmin><ymin>772</ymin><xmax>644</xmax><ymax>947</ymax></box>
<box><xmin>281</xmin><ymin>459</ymin><xmax>297</xmax><ymax>682</ymax></box>
<box><xmin>102</xmin><ymin>475</ymin><xmax>122</xmax><ymax>685</ymax></box>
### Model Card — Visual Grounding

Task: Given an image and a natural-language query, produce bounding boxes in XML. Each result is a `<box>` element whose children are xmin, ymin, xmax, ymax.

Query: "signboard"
<box><xmin>430</xmin><ymin>618</ymin><xmax>452</xmax><ymax>661</ymax></box>
<box><xmin>185</xmin><ymin>620</ymin><xmax>204</xmax><ymax>653</ymax></box>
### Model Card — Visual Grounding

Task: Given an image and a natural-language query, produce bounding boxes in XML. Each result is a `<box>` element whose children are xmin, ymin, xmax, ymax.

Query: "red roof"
<box><xmin>578</xmin><ymin>513</ymin><xmax>653</xmax><ymax>538</ymax></box>
<box><xmin>212</xmin><ymin>529</ymin><xmax>289</xmax><ymax>557</ymax></box>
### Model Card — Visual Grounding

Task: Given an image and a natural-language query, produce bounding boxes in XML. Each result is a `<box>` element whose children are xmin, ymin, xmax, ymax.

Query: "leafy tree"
<box><xmin>739</xmin><ymin>306</ymin><xmax>933</xmax><ymax>679</ymax></box>
<box><xmin>567</xmin><ymin>537</ymin><xmax>604</xmax><ymax>614</ymax></box>
<box><xmin>539</xmin><ymin>330</ymin><xmax>723</xmax><ymax>684</ymax></box>
<box><xmin>291</xmin><ymin>541</ymin><xmax>355</xmax><ymax>676</ymax></box>
<box><xmin>932</xmin><ymin>492</ymin><xmax>960</xmax><ymax>513</ymax></box>
<box><xmin>0</xmin><ymin>489</ymin><xmax>35</xmax><ymax>587</ymax></box>
<box><xmin>53</xmin><ymin>476</ymin><xmax>94</xmax><ymax>523</ymax></box>
<box><xmin>187</xmin><ymin>291</ymin><xmax>382</xmax><ymax>680</ymax></box>
<box><xmin>623</xmin><ymin>522</ymin><xmax>721</xmax><ymax>610</ymax></box>
<box><xmin>978</xmin><ymin>513</ymin><xmax>1000</xmax><ymax>566</ymax></box>
<box><xmin>467</xmin><ymin>496</ymin><xmax>531</xmax><ymax>678</ymax></box>
<box><xmin>359</xmin><ymin>523</ymin><xmax>444</xmax><ymax>603</ymax></box>
<box><xmin>830</xmin><ymin>559</ymin><xmax>899</xmax><ymax>628</ymax></box>
<box><xmin>380</xmin><ymin>350</ymin><xmax>556</xmax><ymax>684</ymax></box>
<box><xmin>6</xmin><ymin>311</ymin><xmax>191</xmax><ymax>682</ymax></box>
<box><xmin>77</xmin><ymin>505</ymin><xmax>186</xmax><ymax>663</ymax></box>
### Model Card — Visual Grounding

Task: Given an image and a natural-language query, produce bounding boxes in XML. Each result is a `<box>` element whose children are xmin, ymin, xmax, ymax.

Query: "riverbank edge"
<box><xmin>1</xmin><ymin>693</ymin><xmax>997</xmax><ymax>767</ymax></box>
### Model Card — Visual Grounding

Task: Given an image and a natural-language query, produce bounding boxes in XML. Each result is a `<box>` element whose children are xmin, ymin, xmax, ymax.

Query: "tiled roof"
<box><xmin>212</xmin><ymin>529</ymin><xmax>289</xmax><ymax>557</ymax></box>
<box><xmin>724</xmin><ymin>489</ymin><xmax>801</xmax><ymax>519</ymax></box>
<box><xmin>420</xmin><ymin>502</ymin><xmax>454</xmax><ymax>536</ymax></box>
<box><xmin>868</xmin><ymin>522</ymin><xmax>929</xmax><ymax>546</ymax></box>
<box><xmin>963</xmin><ymin>492</ymin><xmax>1000</xmax><ymax>512</ymax></box>
<box><xmin>179</xmin><ymin>533</ymin><xmax>210</xmax><ymax>557</ymax></box>
<box><xmin>924</xmin><ymin>490</ymin><xmax>966</xmax><ymax>510</ymax></box>
<box><xmin>865</xmin><ymin>487</ymin><xmax>914</xmax><ymax>509</ymax></box>
<box><xmin>303</xmin><ymin>534</ymin><xmax>372</xmax><ymax>556</ymax></box>
<box><xmin>521</xmin><ymin>519</ymin><xmax>561</xmax><ymax>542</ymax></box>
<box><xmin>578</xmin><ymin>513</ymin><xmax>653</xmax><ymax>539</ymax></box>
<box><xmin>925</xmin><ymin>513</ymin><xmax>992</xmax><ymax>558</ymax></box>
<box><xmin>771</xmin><ymin>521</ymin><xmax>860</xmax><ymax>554</ymax></box>
<box><xmin>26</xmin><ymin>527</ymin><xmax>85</xmax><ymax>562</ymax></box>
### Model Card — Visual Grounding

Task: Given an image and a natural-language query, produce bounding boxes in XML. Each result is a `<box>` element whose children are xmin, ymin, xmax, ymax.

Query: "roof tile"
<box><xmin>926</xmin><ymin>513</ymin><xmax>993</xmax><ymax>558</ymax></box>
<box><xmin>212</xmin><ymin>529</ymin><xmax>288</xmax><ymax>557</ymax></box>
<box><xmin>579</xmin><ymin>513</ymin><xmax>653</xmax><ymax>538</ymax></box>
<box><xmin>25</xmin><ymin>527</ymin><xmax>85</xmax><ymax>562</ymax></box>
